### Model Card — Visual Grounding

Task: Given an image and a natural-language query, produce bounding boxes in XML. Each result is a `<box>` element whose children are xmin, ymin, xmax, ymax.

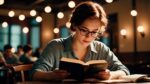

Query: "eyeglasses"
<box><xmin>78</xmin><ymin>26</ymin><xmax>102</xmax><ymax>37</ymax></box>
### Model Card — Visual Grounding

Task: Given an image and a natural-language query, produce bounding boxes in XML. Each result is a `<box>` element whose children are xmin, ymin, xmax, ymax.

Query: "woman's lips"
<box><xmin>83</xmin><ymin>40</ymin><xmax>90</xmax><ymax>43</ymax></box>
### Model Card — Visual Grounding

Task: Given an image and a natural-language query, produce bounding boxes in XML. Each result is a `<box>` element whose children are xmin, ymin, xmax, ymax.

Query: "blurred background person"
<box><xmin>15</xmin><ymin>45</ymin><xmax>24</xmax><ymax>58</ymax></box>
<box><xmin>0</xmin><ymin>51</ymin><xmax>6</xmax><ymax>66</ymax></box>
<box><xmin>3</xmin><ymin>44</ymin><xmax>20</xmax><ymax>64</ymax></box>
<box><xmin>20</xmin><ymin>44</ymin><xmax>37</xmax><ymax>64</ymax></box>
<box><xmin>33</xmin><ymin>47</ymin><xmax>42</xmax><ymax>58</ymax></box>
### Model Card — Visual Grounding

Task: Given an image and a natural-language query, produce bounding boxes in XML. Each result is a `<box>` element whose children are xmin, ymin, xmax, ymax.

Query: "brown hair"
<box><xmin>70</xmin><ymin>1</ymin><xmax>108</xmax><ymax>31</ymax></box>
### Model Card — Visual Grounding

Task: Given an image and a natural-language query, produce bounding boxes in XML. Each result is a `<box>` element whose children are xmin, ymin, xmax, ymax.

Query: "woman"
<box><xmin>30</xmin><ymin>1</ymin><xmax>130</xmax><ymax>81</ymax></box>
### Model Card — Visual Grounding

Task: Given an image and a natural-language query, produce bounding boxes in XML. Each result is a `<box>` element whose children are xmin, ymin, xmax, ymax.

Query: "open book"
<box><xmin>119</xmin><ymin>74</ymin><xmax>150</xmax><ymax>82</ymax></box>
<box><xmin>97</xmin><ymin>74</ymin><xmax>150</xmax><ymax>83</ymax></box>
<box><xmin>59</xmin><ymin>57</ymin><xmax>108</xmax><ymax>80</ymax></box>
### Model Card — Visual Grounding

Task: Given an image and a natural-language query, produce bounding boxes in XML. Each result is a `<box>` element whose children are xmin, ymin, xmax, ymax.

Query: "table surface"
<box><xmin>16</xmin><ymin>79</ymin><xmax>150</xmax><ymax>84</ymax></box>
<box><xmin>16</xmin><ymin>81</ymin><xmax>150</xmax><ymax>84</ymax></box>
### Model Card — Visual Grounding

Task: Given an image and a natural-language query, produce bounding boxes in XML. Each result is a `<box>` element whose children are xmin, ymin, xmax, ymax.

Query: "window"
<box><xmin>31</xmin><ymin>26</ymin><xmax>40</xmax><ymax>51</ymax></box>
<box><xmin>0</xmin><ymin>26</ymin><xmax>9</xmax><ymax>50</ymax></box>
<box><xmin>10</xmin><ymin>25</ymin><xmax>21</xmax><ymax>50</ymax></box>
<box><xmin>0</xmin><ymin>17</ymin><xmax>41</xmax><ymax>52</ymax></box>
<box><xmin>30</xmin><ymin>18</ymin><xmax>40</xmax><ymax>51</ymax></box>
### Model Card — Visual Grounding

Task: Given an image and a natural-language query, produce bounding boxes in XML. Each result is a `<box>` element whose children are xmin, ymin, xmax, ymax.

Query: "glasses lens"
<box><xmin>79</xmin><ymin>29</ymin><xmax>88</xmax><ymax>36</ymax></box>
<box><xmin>91</xmin><ymin>32</ymin><xmax>98</xmax><ymax>37</ymax></box>
<box><xmin>78</xmin><ymin>26</ymin><xmax>99</xmax><ymax>37</ymax></box>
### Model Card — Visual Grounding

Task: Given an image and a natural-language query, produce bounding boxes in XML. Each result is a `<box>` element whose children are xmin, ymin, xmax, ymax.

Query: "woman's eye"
<box><xmin>81</xmin><ymin>29</ymin><xmax>87</xmax><ymax>32</ymax></box>
<box><xmin>91</xmin><ymin>32</ymin><xmax>97</xmax><ymax>34</ymax></box>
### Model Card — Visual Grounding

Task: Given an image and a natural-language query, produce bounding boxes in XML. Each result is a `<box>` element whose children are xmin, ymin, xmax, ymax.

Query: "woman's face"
<box><xmin>74</xmin><ymin>17</ymin><xmax>101</xmax><ymax>47</ymax></box>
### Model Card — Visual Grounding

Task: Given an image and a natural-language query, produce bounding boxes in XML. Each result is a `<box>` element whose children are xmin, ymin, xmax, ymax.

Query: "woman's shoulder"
<box><xmin>93</xmin><ymin>40</ymin><xmax>110</xmax><ymax>50</ymax></box>
<box><xmin>47</xmin><ymin>38</ymin><xmax>67</xmax><ymax>45</ymax></box>
<box><xmin>47</xmin><ymin>36</ymin><xmax>71</xmax><ymax>45</ymax></box>
<box><xmin>93</xmin><ymin>40</ymin><xmax>106</xmax><ymax>46</ymax></box>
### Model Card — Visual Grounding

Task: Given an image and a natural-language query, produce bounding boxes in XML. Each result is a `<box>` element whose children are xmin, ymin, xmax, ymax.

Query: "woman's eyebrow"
<box><xmin>80</xmin><ymin>26</ymin><xmax>88</xmax><ymax>29</ymax></box>
<box><xmin>80</xmin><ymin>26</ymin><xmax>98</xmax><ymax>31</ymax></box>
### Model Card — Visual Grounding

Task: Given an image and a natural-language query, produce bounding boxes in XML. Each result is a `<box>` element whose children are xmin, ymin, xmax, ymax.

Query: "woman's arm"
<box><xmin>32</xmin><ymin>70</ymin><xmax>70</xmax><ymax>81</ymax></box>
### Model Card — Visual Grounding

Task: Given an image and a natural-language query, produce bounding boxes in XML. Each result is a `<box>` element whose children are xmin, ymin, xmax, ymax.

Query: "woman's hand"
<box><xmin>94</xmin><ymin>69</ymin><xmax>110</xmax><ymax>80</ymax></box>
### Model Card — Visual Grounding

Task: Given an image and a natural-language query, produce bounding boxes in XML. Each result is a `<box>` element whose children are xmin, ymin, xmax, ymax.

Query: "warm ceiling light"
<box><xmin>57</xmin><ymin>12</ymin><xmax>64</xmax><ymax>19</ymax></box>
<box><xmin>68</xmin><ymin>1</ymin><xmax>75</xmax><ymax>8</ymax></box>
<box><xmin>105</xmin><ymin>0</ymin><xmax>113</xmax><ymax>3</ymax></box>
<box><xmin>0</xmin><ymin>0</ymin><xmax>4</xmax><ymax>5</ymax></box>
<box><xmin>66</xmin><ymin>22</ymin><xmax>71</xmax><ymax>28</ymax></box>
<box><xmin>36</xmin><ymin>16</ymin><xmax>42</xmax><ymax>22</ymax></box>
<box><xmin>19</xmin><ymin>14</ymin><xmax>25</xmax><ymax>21</ymax></box>
<box><xmin>2</xmin><ymin>21</ymin><xmax>8</xmax><ymax>28</ymax></box>
<box><xmin>44</xmin><ymin>6</ymin><xmax>52</xmax><ymax>13</ymax></box>
<box><xmin>8</xmin><ymin>10</ymin><xmax>15</xmax><ymax>17</ymax></box>
<box><xmin>130</xmin><ymin>10</ymin><xmax>138</xmax><ymax>16</ymax></box>
<box><xmin>53</xmin><ymin>27</ymin><xmax>59</xmax><ymax>33</ymax></box>
<box><xmin>23</xmin><ymin>27</ymin><xmax>29</xmax><ymax>34</ymax></box>
<box><xmin>30</xmin><ymin>10</ymin><xmax>37</xmax><ymax>16</ymax></box>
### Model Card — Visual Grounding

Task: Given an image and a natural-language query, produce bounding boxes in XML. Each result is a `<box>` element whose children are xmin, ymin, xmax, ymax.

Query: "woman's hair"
<box><xmin>70</xmin><ymin>1</ymin><xmax>108</xmax><ymax>31</ymax></box>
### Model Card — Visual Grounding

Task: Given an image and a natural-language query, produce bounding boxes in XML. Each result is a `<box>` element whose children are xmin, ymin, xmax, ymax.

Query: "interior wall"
<box><xmin>136</xmin><ymin>0</ymin><xmax>150</xmax><ymax>52</ymax></box>
<box><xmin>104</xmin><ymin>0</ymin><xmax>133</xmax><ymax>52</ymax></box>
<box><xmin>41</xmin><ymin>13</ymin><xmax>54</xmax><ymax>49</ymax></box>
<box><xmin>104</xmin><ymin>0</ymin><xmax>150</xmax><ymax>53</ymax></box>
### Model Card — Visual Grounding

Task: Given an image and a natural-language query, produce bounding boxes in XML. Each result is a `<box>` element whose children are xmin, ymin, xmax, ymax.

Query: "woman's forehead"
<box><xmin>81</xmin><ymin>17</ymin><xmax>101</xmax><ymax>29</ymax></box>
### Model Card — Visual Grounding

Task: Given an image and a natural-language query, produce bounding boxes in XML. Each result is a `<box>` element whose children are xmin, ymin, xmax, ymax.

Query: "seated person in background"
<box><xmin>30</xmin><ymin>1</ymin><xmax>130</xmax><ymax>81</ymax></box>
<box><xmin>15</xmin><ymin>45</ymin><xmax>24</xmax><ymax>58</ymax></box>
<box><xmin>3</xmin><ymin>44</ymin><xmax>20</xmax><ymax>64</ymax></box>
<box><xmin>0</xmin><ymin>51</ymin><xmax>7</xmax><ymax>66</ymax></box>
<box><xmin>20</xmin><ymin>44</ymin><xmax>37</xmax><ymax>64</ymax></box>
<box><xmin>33</xmin><ymin>47</ymin><xmax>42</xmax><ymax>58</ymax></box>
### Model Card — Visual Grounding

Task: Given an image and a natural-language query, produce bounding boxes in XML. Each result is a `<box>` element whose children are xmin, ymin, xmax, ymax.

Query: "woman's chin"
<box><xmin>82</xmin><ymin>42</ymin><xmax>90</xmax><ymax>47</ymax></box>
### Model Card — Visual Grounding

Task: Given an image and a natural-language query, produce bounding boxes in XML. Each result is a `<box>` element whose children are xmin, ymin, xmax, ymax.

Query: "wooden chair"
<box><xmin>11</xmin><ymin>64</ymin><xmax>33</xmax><ymax>82</ymax></box>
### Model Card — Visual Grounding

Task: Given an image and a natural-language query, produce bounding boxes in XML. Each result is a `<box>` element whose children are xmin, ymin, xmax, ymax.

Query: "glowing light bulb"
<box><xmin>23</xmin><ymin>27</ymin><xmax>29</xmax><ymax>34</ymax></box>
<box><xmin>0</xmin><ymin>0</ymin><xmax>4</xmax><ymax>5</ymax></box>
<box><xmin>30</xmin><ymin>10</ymin><xmax>37</xmax><ymax>16</ymax></box>
<box><xmin>2</xmin><ymin>21</ymin><xmax>8</xmax><ymax>28</ymax></box>
<box><xmin>66</xmin><ymin>22</ymin><xmax>71</xmax><ymax>28</ymax></box>
<box><xmin>19</xmin><ymin>14</ymin><xmax>25</xmax><ymax>21</ymax></box>
<box><xmin>120</xmin><ymin>29</ymin><xmax>127</xmax><ymax>36</ymax></box>
<box><xmin>44</xmin><ymin>6</ymin><xmax>52</xmax><ymax>13</ymax></box>
<box><xmin>57</xmin><ymin>12</ymin><xmax>64</xmax><ymax>19</ymax></box>
<box><xmin>8</xmin><ymin>10</ymin><xmax>15</xmax><ymax>17</ymax></box>
<box><xmin>131</xmin><ymin>10</ymin><xmax>137</xmax><ymax>16</ymax></box>
<box><xmin>68</xmin><ymin>1</ymin><xmax>75</xmax><ymax>8</ymax></box>
<box><xmin>36</xmin><ymin>16</ymin><xmax>42</xmax><ymax>22</ymax></box>
<box><xmin>105</xmin><ymin>0</ymin><xmax>113</xmax><ymax>3</ymax></box>
<box><xmin>53</xmin><ymin>28</ymin><xmax>59</xmax><ymax>33</ymax></box>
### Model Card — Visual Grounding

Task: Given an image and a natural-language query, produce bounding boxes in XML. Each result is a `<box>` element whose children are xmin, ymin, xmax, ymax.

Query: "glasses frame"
<box><xmin>78</xmin><ymin>26</ymin><xmax>102</xmax><ymax>37</ymax></box>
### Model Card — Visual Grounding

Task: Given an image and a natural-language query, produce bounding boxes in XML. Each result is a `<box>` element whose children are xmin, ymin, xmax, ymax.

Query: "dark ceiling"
<box><xmin>0</xmin><ymin>0</ymin><xmax>117</xmax><ymax>13</ymax></box>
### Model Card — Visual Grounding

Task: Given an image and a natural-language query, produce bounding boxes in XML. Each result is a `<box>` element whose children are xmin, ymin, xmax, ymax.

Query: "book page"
<box><xmin>60</xmin><ymin>57</ymin><xmax>85</xmax><ymax>65</ymax></box>
<box><xmin>119</xmin><ymin>74</ymin><xmax>148</xmax><ymax>82</ymax></box>
<box><xmin>84</xmin><ymin>78</ymin><xmax>130</xmax><ymax>83</ymax></box>
<box><xmin>86</xmin><ymin>60</ymin><xmax>107</xmax><ymax>65</ymax></box>
<box><xmin>84</xmin><ymin>74</ymin><xmax>149</xmax><ymax>83</ymax></box>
